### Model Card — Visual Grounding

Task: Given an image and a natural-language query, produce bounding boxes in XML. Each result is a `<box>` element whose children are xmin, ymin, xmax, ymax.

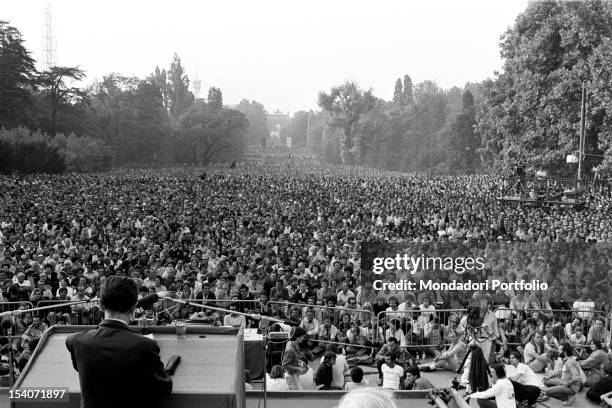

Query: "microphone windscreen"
<box><xmin>0</xmin><ymin>317</ymin><xmax>14</xmax><ymax>330</ymax></box>
<box><xmin>136</xmin><ymin>294</ymin><xmax>160</xmax><ymax>309</ymax></box>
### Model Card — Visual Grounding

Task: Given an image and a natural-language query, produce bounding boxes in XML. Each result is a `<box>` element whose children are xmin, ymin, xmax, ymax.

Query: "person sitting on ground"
<box><xmin>542</xmin><ymin>343</ymin><xmax>584</xmax><ymax>406</ymax></box>
<box><xmin>267</xmin><ymin>365</ymin><xmax>288</xmax><ymax>391</ymax></box>
<box><xmin>420</xmin><ymin>330</ymin><xmax>466</xmax><ymax>372</ymax></box>
<box><xmin>345</xmin><ymin>366</ymin><xmax>370</xmax><ymax>390</ymax></box>
<box><xmin>17</xmin><ymin>337</ymin><xmax>39</xmax><ymax>372</ymax></box>
<box><xmin>468</xmin><ymin>364</ymin><xmax>517</xmax><ymax>408</ymax></box>
<box><xmin>506</xmin><ymin>351</ymin><xmax>544</xmax><ymax>389</ymax></box>
<box><xmin>315</xmin><ymin>351</ymin><xmax>340</xmax><ymax>390</ymax></box>
<box><xmin>504</xmin><ymin>351</ymin><xmax>542</xmax><ymax>408</ymax></box>
<box><xmin>580</xmin><ymin>340</ymin><xmax>610</xmax><ymax>386</ymax></box>
<box><xmin>403</xmin><ymin>365</ymin><xmax>434</xmax><ymax>390</ymax></box>
<box><xmin>223</xmin><ymin>303</ymin><xmax>246</xmax><ymax>328</ymax></box>
<box><xmin>375</xmin><ymin>337</ymin><xmax>411</xmax><ymax>386</ymax></box>
<box><xmin>380</xmin><ymin>353</ymin><xmax>404</xmax><ymax>390</ymax></box>
<box><xmin>523</xmin><ymin>330</ymin><xmax>549</xmax><ymax>373</ymax></box>
<box><xmin>325</xmin><ymin>343</ymin><xmax>349</xmax><ymax>390</ymax></box>
<box><xmin>586</xmin><ymin>361</ymin><xmax>612</xmax><ymax>403</ymax></box>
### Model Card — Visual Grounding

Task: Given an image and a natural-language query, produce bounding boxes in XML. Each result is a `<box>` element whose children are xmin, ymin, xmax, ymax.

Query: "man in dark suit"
<box><xmin>66</xmin><ymin>276</ymin><xmax>172</xmax><ymax>408</ymax></box>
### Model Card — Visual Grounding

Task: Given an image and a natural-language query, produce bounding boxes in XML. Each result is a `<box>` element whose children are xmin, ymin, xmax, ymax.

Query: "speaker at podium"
<box><xmin>11</xmin><ymin>325</ymin><xmax>246</xmax><ymax>408</ymax></box>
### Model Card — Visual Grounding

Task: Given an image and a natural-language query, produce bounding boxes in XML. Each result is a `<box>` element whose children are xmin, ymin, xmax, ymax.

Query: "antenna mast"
<box><xmin>41</xmin><ymin>1</ymin><xmax>57</xmax><ymax>71</ymax></box>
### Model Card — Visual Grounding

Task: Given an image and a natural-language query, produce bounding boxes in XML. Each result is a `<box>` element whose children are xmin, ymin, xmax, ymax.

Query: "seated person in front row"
<box><xmin>344</xmin><ymin>367</ymin><xmax>369</xmax><ymax>390</ymax></box>
<box><xmin>467</xmin><ymin>364</ymin><xmax>517</xmax><ymax>408</ymax></box>
<box><xmin>375</xmin><ymin>337</ymin><xmax>413</xmax><ymax>385</ymax></box>
<box><xmin>315</xmin><ymin>351</ymin><xmax>342</xmax><ymax>390</ymax></box>
<box><xmin>419</xmin><ymin>331</ymin><xmax>466</xmax><ymax>372</ymax></box>
<box><xmin>523</xmin><ymin>330</ymin><xmax>549</xmax><ymax>373</ymax></box>
<box><xmin>587</xmin><ymin>362</ymin><xmax>612</xmax><ymax>404</ymax></box>
<box><xmin>403</xmin><ymin>365</ymin><xmax>434</xmax><ymax>390</ymax></box>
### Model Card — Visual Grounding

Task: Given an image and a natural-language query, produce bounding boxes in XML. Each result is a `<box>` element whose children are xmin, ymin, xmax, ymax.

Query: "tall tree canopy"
<box><xmin>0</xmin><ymin>21</ymin><xmax>37</xmax><ymax>129</ymax></box>
<box><xmin>318</xmin><ymin>81</ymin><xmax>376</xmax><ymax>164</ymax></box>
<box><xmin>38</xmin><ymin>66</ymin><xmax>87</xmax><ymax>135</ymax></box>
<box><xmin>167</xmin><ymin>53</ymin><xmax>193</xmax><ymax>118</ymax></box>
<box><xmin>235</xmin><ymin>99</ymin><xmax>269</xmax><ymax>145</ymax></box>
<box><xmin>477</xmin><ymin>0</ymin><xmax>612</xmax><ymax>175</ymax></box>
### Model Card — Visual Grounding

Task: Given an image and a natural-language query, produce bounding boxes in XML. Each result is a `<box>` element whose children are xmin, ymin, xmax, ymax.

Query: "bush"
<box><xmin>59</xmin><ymin>133</ymin><xmax>113</xmax><ymax>172</ymax></box>
<box><xmin>0</xmin><ymin>127</ymin><xmax>65</xmax><ymax>174</ymax></box>
<box><xmin>0</xmin><ymin>127</ymin><xmax>113</xmax><ymax>174</ymax></box>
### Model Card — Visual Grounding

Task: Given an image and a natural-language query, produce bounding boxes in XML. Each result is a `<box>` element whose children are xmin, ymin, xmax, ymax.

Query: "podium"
<box><xmin>11</xmin><ymin>325</ymin><xmax>246</xmax><ymax>408</ymax></box>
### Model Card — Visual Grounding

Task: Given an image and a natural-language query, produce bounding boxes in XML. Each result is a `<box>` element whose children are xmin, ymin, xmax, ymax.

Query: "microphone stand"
<box><xmin>0</xmin><ymin>298</ymin><xmax>100</xmax><ymax>317</ymax></box>
<box><xmin>0</xmin><ymin>298</ymin><xmax>100</xmax><ymax>385</ymax></box>
<box><xmin>160</xmin><ymin>297</ymin><xmax>291</xmax><ymax>326</ymax></box>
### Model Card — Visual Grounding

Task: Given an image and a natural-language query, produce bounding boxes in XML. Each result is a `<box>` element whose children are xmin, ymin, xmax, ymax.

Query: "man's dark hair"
<box><xmin>323</xmin><ymin>351</ymin><xmax>336</xmax><ymax>362</ymax></box>
<box><xmin>491</xmin><ymin>364</ymin><xmax>506</xmax><ymax>379</ymax></box>
<box><xmin>350</xmin><ymin>366</ymin><xmax>363</xmax><ymax>383</ymax></box>
<box><xmin>100</xmin><ymin>276</ymin><xmax>138</xmax><ymax>313</ymax></box>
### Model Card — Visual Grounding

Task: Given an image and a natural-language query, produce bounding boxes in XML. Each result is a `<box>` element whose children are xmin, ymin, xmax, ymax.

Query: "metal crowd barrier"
<box><xmin>0</xmin><ymin>302</ymin><xmax>35</xmax><ymax>337</ymax></box>
<box><xmin>266</xmin><ymin>301</ymin><xmax>375</xmax><ymax>327</ymax></box>
<box><xmin>374</xmin><ymin>307</ymin><xmax>611</xmax><ymax>349</ymax></box>
<box><xmin>173</xmin><ymin>299</ymin><xmax>266</xmax><ymax>322</ymax></box>
<box><xmin>35</xmin><ymin>300</ymin><xmax>102</xmax><ymax>326</ymax></box>
<box><xmin>493</xmin><ymin>307</ymin><xmax>610</xmax><ymax>346</ymax></box>
<box><xmin>375</xmin><ymin>309</ymin><xmax>466</xmax><ymax>346</ymax></box>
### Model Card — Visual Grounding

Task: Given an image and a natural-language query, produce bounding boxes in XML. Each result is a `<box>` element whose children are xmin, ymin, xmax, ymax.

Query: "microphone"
<box><xmin>1</xmin><ymin>316</ymin><xmax>14</xmax><ymax>330</ymax></box>
<box><xmin>136</xmin><ymin>294</ymin><xmax>160</xmax><ymax>309</ymax></box>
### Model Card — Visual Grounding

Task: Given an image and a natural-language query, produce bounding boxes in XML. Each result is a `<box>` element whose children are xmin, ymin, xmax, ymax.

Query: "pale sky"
<box><xmin>4</xmin><ymin>0</ymin><xmax>529</xmax><ymax>114</ymax></box>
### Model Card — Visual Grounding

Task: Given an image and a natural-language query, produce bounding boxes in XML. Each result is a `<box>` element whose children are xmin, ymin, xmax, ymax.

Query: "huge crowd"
<box><xmin>1</xmin><ymin>157</ymin><xmax>612</xmax><ymax>399</ymax></box>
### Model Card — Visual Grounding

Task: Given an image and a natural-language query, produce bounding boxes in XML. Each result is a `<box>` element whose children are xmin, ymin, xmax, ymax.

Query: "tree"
<box><xmin>0</xmin><ymin>21</ymin><xmax>37</xmax><ymax>129</ymax></box>
<box><xmin>280</xmin><ymin>110</ymin><xmax>309</xmax><ymax>147</ymax></box>
<box><xmin>177</xmin><ymin>102</ymin><xmax>247</xmax><ymax>164</ymax></box>
<box><xmin>150</xmin><ymin>66</ymin><xmax>169</xmax><ymax>109</ymax></box>
<box><xmin>448</xmin><ymin>90</ymin><xmax>479</xmax><ymax>173</ymax></box>
<box><xmin>477</xmin><ymin>0</ymin><xmax>612</xmax><ymax>175</ymax></box>
<box><xmin>167</xmin><ymin>53</ymin><xmax>193</xmax><ymax>118</ymax></box>
<box><xmin>318</xmin><ymin>81</ymin><xmax>376</xmax><ymax>164</ymax></box>
<box><xmin>402</xmin><ymin>74</ymin><xmax>414</xmax><ymax>106</ymax></box>
<box><xmin>207</xmin><ymin>87</ymin><xmax>223</xmax><ymax>110</ymax></box>
<box><xmin>411</xmin><ymin>80</ymin><xmax>448</xmax><ymax>168</ymax></box>
<box><xmin>235</xmin><ymin>99</ymin><xmax>269</xmax><ymax>145</ymax></box>
<box><xmin>38</xmin><ymin>66</ymin><xmax>87</xmax><ymax>135</ymax></box>
<box><xmin>393</xmin><ymin>78</ymin><xmax>403</xmax><ymax>105</ymax></box>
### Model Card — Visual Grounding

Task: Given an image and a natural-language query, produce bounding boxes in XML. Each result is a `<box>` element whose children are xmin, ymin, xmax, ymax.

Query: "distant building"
<box><xmin>266</xmin><ymin>111</ymin><xmax>291</xmax><ymax>146</ymax></box>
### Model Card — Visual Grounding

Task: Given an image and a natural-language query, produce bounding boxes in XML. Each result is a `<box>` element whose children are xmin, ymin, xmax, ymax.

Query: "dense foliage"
<box><xmin>477</xmin><ymin>1</ymin><xmax>612</xmax><ymax>176</ymax></box>
<box><xmin>0</xmin><ymin>22</ymin><xmax>250</xmax><ymax>172</ymax></box>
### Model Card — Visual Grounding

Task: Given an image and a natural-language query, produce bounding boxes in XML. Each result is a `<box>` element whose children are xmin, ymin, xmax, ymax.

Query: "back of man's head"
<box><xmin>350</xmin><ymin>366</ymin><xmax>363</xmax><ymax>383</ymax></box>
<box><xmin>100</xmin><ymin>276</ymin><xmax>138</xmax><ymax>313</ymax></box>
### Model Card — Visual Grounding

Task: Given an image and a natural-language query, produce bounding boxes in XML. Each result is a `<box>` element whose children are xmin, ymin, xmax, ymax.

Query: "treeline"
<box><xmin>0</xmin><ymin>20</ymin><xmax>252</xmax><ymax>173</ymax></box>
<box><xmin>281</xmin><ymin>1</ymin><xmax>612</xmax><ymax>176</ymax></box>
<box><xmin>278</xmin><ymin>79</ymin><xmax>482</xmax><ymax>173</ymax></box>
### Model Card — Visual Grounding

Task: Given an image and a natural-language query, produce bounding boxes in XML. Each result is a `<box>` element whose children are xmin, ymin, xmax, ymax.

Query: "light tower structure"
<box><xmin>41</xmin><ymin>1</ymin><xmax>57</xmax><ymax>71</ymax></box>
<box><xmin>192</xmin><ymin>67</ymin><xmax>202</xmax><ymax>99</ymax></box>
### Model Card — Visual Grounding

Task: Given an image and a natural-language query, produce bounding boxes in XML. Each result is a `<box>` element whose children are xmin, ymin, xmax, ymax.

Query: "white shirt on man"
<box><xmin>381</xmin><ymin>363</ymin><xmax>404</xmax><ymax>390</ymax></box>
<box><xmin>470</xmin><ymin>378</ymin><xmax>516</xmax><ymax>408</ymax></box>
